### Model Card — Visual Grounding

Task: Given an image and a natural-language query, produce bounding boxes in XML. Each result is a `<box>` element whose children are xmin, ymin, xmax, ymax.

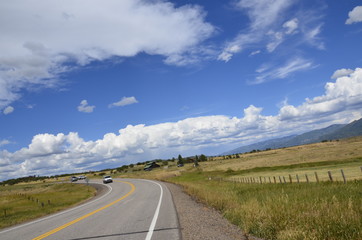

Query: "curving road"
<box><xmin>0</xmin><ymin>179</ymin><xmax>181</xmax><ymax>240</ymax></box>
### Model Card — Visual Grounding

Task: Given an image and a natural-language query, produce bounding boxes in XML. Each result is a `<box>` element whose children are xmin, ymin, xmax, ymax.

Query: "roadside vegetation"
<box><xmin>170</xmin><ymin>170</ymin><xmax>361</xmax><ymax>240</ymax></box>
<box><xmin>0</xmin><ymin>182</ymin><xmax>96</xmax><ymax>229</ymax></box>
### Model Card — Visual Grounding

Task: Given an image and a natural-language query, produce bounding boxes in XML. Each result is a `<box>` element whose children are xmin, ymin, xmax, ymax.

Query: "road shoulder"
<box><xmin>164</xmin><ymin>182</ymin><xmax>247</xmax><ymax>240</ymax></box>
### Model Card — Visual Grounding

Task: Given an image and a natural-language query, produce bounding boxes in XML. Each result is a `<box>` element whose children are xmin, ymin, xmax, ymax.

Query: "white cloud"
<box><xmin>249</xmin><ymin>50</ymin><xmax>261</xmax><ymax>56</ymax></box>
<box><xmin>219</xmin><ymin>0</ymin><xmax>324</xmax><ymax>61</ymax></box>
<box><xmin>3</xmin><ymin>106</ymin><xmax>14</xmax><ymax>115</ymax></box>
<box><xmin>283</xmin><ymin>18</ymin><xmax>299</xmax><ymax>34</ymax></box>
<box><xmin>77</xmin><ymin>100</ymin><xmax>95</xmax><ymax>113</ymax></box>
<box><xmin>1</xmin><ymin>67</ymin><xmax>362</xmax><ymax>181</ymax></box>
<box><xmin>252</xmin><ymin>57</ymin><xmax>314</xmax><ymax>84</ymax></box>
<box><xmin>109</xmin><ymin>96</ymin><xmax>138</xmax><ymax>108</ymax></box>
<box><xmin>331</xmin><ymin>68</ymin><xmax>354</xmax><ymax>79</ymax></box>
<box><xmin>0</xmin><ymin>0</ymin><xmax>215</xmax><ymax>110</ymax></box>
<box><xmin>0</xmin><ymin>140</ymin><xmax>10</xmax><ymax>147</ymax></box>
<box><xmin>218</xmin><ymin>0</ymin><xmax>293</xmax><ymax>61</ymax></box>
<box><xmin>346</xmin><ymin>6</ymin><xmax>362</xmax><ymax>24</ymax></box>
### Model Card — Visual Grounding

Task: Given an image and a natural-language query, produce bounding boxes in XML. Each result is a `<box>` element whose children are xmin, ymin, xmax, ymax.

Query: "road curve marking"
<box><xmin>144</xmin><ymin>180</ymin><xmax>163</xmax><ymax>240</ymax></box>
<box><xmin>32</xmin><ymin>181</ymin><xmax>135</xmax><ymax>240</ymax></box>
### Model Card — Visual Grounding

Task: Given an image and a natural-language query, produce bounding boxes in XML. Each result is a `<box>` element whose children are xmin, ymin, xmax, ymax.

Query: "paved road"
<box><xmin>0</xmin><ymin>179</ymin><xmax>181</xmax><ymax>240</ymax></box>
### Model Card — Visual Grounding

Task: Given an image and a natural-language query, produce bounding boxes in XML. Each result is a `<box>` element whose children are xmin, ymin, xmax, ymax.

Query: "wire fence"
<box><xmin>214</xmin><ymin>166</ymin><xmax>362</xmax><ymax>184</ymax></box>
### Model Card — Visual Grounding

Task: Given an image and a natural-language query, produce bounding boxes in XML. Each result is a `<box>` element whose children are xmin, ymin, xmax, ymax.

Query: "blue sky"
<box><xmin>1</xmin><ymin>0</ymin><xmax>362</xmax><ymax>180</ymax></box>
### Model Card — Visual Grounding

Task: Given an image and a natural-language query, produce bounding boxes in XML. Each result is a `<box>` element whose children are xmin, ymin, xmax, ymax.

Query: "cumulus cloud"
<box><xmin>346</xmin><ymin>6</ymin><xmax>362</xmax><ymax>24</ymax></box>
<box><xmin>77</xmin><ymin>100</ymin><xmax>95</xmax><ymax>113</ymax></box>
<box><xmin>109</xmin><ymin>96</ymin><xmax>138</xmax><ymax>108</ymax></box>
<box><xmin>3</xmin><ymin>106</ymin><xmax>14</xmax><ymax>115</ymax></box>
<box><xmin>0</xmin><ymin>0</ymin><xmax>215</xmax><ymax>110</ymax></box>
<box><xmin>1</xmin><ymin>67</ymin><xmax>362</xmax><ymax>180</ymax></box>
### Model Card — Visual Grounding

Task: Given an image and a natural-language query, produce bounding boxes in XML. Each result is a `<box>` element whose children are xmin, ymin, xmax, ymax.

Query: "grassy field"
<box><xmin>0</xmin><ymin>182</ymin><xmax>96</xmax><ymax>229</ymax></box>
<box><xmin>170</xmin><ymin>172</ymin><xmax>361</xmax><ymax>240</ymax></box>
<box><xmin>117</xmin><ymin>136</ymin><xmax>362</xmax><ymax>240</ymax></box>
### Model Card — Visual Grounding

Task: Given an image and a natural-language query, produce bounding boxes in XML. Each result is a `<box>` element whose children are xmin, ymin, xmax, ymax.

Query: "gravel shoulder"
<box><xmin>164</xmin><ymin>182</ymin><xmax>248</xmax><ymax>240</ymax></box>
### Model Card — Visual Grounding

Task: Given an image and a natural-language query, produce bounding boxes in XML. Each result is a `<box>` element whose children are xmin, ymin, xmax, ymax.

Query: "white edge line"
<box><xmin>144</xmin><ymin>180</ymin><xmax>163</xmax><ymax>240</ymax></box>
<box><xmin>0</xmin><ymin>182</ymin><xmax>112</xmax><ymax>234</ymax></box>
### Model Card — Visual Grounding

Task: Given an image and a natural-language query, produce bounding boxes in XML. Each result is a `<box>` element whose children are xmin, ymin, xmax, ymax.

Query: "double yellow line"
<box><xmin>32</xmin><ymin>181</ymin><xmax>135</xmax><ymax>240</ymax></box>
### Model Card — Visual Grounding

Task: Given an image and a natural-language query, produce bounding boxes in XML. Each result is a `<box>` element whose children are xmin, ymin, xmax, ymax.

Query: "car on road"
<box><xmin>70</xmin><ymin>176</ymin><xmax>78</xmax><ymax>182</ymax></box>
<box><xmin>103</xmin><ymin>175</ymin><xmax>113</xmax><ymax>184</ymax></box>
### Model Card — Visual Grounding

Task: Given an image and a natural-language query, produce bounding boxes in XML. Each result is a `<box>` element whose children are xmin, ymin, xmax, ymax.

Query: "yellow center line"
<box><xmin>32</xmin><ymin>181</ymin><xmax>135</xmax><ymax>240</ymax></box>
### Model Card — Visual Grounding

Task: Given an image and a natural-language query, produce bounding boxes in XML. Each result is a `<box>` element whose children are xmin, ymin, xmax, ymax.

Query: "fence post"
<box><xmin>341</xmin><ymin>169</ymin><xmax>347</xmax><ymax>184</ymax></box>
<box><xmin>283</xmin><ymin>176</ymin><xmax>286</xmax><ymax>184</ymax></box>
<box><xmin>269</xmin><ymin>177</ymin><xmax>271</xmax><ymax>183</ymax></box>
<box><xmin>305</xmin><ymin>174</ymin><xmax>309</xmax><ymax>183</ymax></box>
<box><xmin>296</xmin><ymin>174</ymin><xmax>300</xmax><ymax>184</ymax></box>
<box><xmin>328</xmin><ymin>171</ymin><xmax>333</xmax><ymax>182</ymax></box>
<box><xmin>289</xmin><ymin>174</ymin><xmax>292</xmax><ymax>183</ymax></box>
<box><xmin>273</xmin><ymin>176</ymin><xmax>276</xmax><ymax>184</ymax></box>
<box><xmin>279</xmin><ymin>176</ymin><xmax>282</xmax><ymax>183</ymax></box>
<box><xmin>314</xmin><ymin>172</ymin><xmax>319</xmax><ymax>183</ymax></box>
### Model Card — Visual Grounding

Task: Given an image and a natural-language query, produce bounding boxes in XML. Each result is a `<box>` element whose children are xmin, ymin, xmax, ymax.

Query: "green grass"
<box><xmin>170</xmin><ymin>170</ymin><xmax>362</xmax><ymax>240</ymax></box>
<box><xmin>0</xmin><ymin>182</ymin><xmax>96</xmax><ymax>229</ymax></box>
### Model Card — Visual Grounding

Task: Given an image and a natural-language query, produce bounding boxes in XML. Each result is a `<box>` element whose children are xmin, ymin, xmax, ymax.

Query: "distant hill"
<box><xmin>222</xmin><ymin>118</ymin><xmax>362</xmax><ymax>155</ymax></box>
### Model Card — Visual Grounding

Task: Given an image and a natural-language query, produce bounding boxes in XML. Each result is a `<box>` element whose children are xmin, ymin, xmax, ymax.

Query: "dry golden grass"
<box><xmin>204</xmin><ymin>137</ymin><xmax>362</xmax><ymax>172</ymax></box>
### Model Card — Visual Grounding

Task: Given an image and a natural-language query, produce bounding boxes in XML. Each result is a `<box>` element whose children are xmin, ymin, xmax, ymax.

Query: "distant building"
<box><xmin>144</xmin><ymin>162</ymin><xmax>160</xmax><ymax>171</ymax></box>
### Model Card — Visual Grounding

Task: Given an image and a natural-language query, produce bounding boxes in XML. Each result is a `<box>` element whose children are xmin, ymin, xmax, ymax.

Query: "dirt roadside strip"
<box><xmin>164</xmin><ymin>182</ymin><xmax>263</xmax><ymax>240</ymax></box>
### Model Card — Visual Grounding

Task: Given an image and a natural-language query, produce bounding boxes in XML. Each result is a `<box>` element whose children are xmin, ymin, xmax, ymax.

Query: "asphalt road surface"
<box><xmin>0</xmin><ymin>179</ymin><xmax>181</xmax><ymax>240</ymax></box>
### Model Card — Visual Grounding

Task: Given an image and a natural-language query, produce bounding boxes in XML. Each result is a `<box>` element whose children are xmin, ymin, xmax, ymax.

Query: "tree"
<box><xmin>177</xmin><ymin>154</ymin><xmax>184</xmax><ymax>165</ymax></box>
<box><xmin>199</xmin><ymin>154</ymin><xmax>207</xmax><ymax>162</ymax></box>
<box><xmin>194</xmin><ymin>155</ymin><xmax>199</xmax><ymax>167</ymax></box>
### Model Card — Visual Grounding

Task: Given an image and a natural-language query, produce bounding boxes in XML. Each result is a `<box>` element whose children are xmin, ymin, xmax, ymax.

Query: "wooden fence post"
<box><xmin>296</xmin><ymin>174</ymin><xmax>300</xmax><ymax>183</ymax></box>
<box><xmin>314</xmin><ymin>172</ymin><xmax>319</xmax><ymax>183</ymax></box>
<box><xmin>273</xmin><ymin>176</ymin><xmax>276</xmax><ymax>184</ymax></box>
<box><xmin>289</xmin><ymin>174</ymin><xmax>292</xmax><ymax>183</ymax></box>
<box><xmin>328</xmin><ymin>171</ymin><xmax>333</xmax><ymax>182</ymax></box>
<box><xmin>269</xmin><ymin>177</ymin><xmax>271</xmax><ymax>183</ymax></box>
<box><xmin>279</xmin><ymin>176</ymin><xmax>282</xmax><ymax>183</ymax></box>
<box><xmin>259</xmin><ymin>176</ymin><xmax>262</xmax><ymax>184</ymax></box>
<box><xmin>305</xmin><ymin>174</ymin><xmax>309</xmax><ymax>183</ymax></box>
<box><xmin>283</xmin><ymin>176</ymin><xmax>286</xmax><ymax>184</ymax></box>
<box><xmin>341</xmin><ymin>169</ymin><xmax>347</xmax><ymax>184</ymax></box>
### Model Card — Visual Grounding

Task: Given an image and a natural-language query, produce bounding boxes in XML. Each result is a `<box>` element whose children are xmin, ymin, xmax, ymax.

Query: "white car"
<box><xmin>103</xmin><ymin>175</ymin><xmax>113</xmax><ymax>184</ymax></box>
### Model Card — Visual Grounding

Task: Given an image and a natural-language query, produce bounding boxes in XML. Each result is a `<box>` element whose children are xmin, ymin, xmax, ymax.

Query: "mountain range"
<box><xmin>222</xmin><ymin>118</ymin><xmax>362</xmax><ymax>155</ymax></box>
